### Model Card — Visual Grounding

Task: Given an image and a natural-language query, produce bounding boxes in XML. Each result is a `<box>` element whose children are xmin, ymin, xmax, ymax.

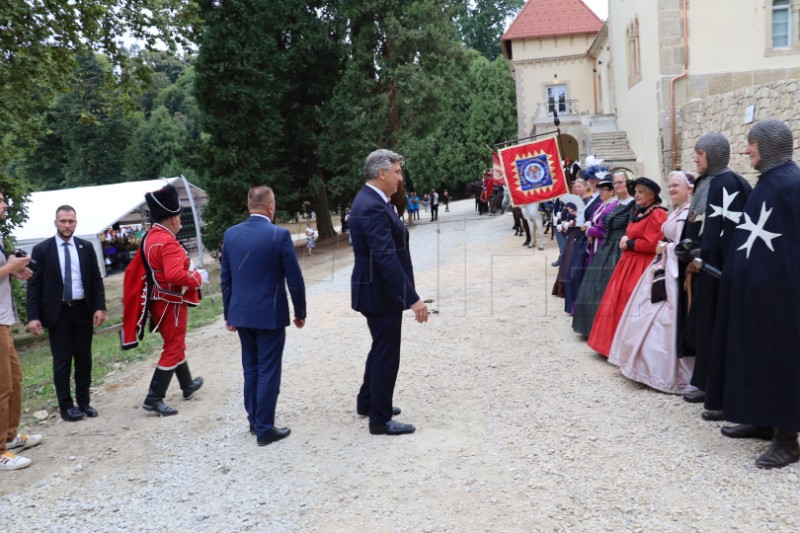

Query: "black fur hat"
<box><xmin>145</xmin><ymin>184</ymin><xmax>181</xmax><ymax>222</ymax></box>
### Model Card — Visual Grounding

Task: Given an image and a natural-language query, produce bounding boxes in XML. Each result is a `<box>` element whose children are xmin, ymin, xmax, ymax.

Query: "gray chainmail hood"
<box><xmin>689</xmin><ymin>133</ymin><xmax>731</xmax><ymax>220</ymax></box>
<box><xmin>748</xmin><ymin>119</ymin><xmax>794</xmax><ymax>174</ymax></box>
<box><xmin>695</xmin><ymin>133</ymin><xmax>731</xmax><ymax>177</ymax></box>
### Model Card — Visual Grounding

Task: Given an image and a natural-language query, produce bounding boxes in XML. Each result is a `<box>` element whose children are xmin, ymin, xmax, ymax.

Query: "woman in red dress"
<box><xmin>588</xmin><ymin>177</ymin><xmax>667</xmax><ymax>357</ymax></box>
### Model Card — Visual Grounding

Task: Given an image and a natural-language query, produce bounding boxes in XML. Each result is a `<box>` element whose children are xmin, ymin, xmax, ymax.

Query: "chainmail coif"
<box><xmin>689</xmin><ymin>133</ymin><xmax>731</xmax><ymax>219</ymax></box>
<box><xmin>695</xmin><ymin>133</ymin><xmax>730</xmax><ymax>177</ymax></box>
<box><xmin>748</xmin><ymin>119</ymin><xmax>794</xmax><ymax>174</ymax></box>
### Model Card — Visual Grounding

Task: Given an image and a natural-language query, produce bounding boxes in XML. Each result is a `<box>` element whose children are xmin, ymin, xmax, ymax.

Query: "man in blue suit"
<box><xmin>350</xmin><ymin>149</ymin><xmax>429</xmax><ymax>436</ymax></box>
<box><xmin>221</xmin><ymin>186</ymin><xmax>306</xmax><ymax>446</ymax></box>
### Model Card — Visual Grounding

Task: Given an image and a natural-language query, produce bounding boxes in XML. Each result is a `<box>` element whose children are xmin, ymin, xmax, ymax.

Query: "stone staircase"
<box><xmin>589</xmin><ymin>131</ymin><xmax>637</xmax><ymax>169</ymax></box>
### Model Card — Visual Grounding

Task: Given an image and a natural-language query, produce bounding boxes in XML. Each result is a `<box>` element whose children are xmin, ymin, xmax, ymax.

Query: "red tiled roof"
<box><xmin>501</xmin><ymin>0</ymin><xmax>603</xmax><ymax>42</ymax></box>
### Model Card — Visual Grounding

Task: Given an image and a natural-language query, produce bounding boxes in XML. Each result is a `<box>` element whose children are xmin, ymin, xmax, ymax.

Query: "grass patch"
<box><xmin>19</xmin><ymin>275</ymin><xmax>224</xmax><ymax>419</ymax></box>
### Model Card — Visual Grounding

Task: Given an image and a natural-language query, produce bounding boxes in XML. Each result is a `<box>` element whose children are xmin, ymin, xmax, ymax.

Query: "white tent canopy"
<box><xmin>12</xmin><ymin>177</ymin><xmax>207</xmax><ymax>277</ymax></box>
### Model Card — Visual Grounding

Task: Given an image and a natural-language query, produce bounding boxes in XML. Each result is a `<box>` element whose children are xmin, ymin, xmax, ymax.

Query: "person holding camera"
<box><xmin>0</xmin><ymin>189</ymin><xmax>42</xmax><ymax>470</ymax></box>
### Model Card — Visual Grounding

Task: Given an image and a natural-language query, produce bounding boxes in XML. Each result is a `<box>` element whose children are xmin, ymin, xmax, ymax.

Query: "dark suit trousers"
<box><xmin>238</xmin><ymin>327</ymin><xmax>285</xmax><ymax>437</ymax></box>
<box><xmin>358</xmin><ymin>312</ymin><xmax>403</xmax><ymax>425</ymax></box>
<box><xmin>49</xmin><ymin>301</ymin><xmax>94</xmax><ymax>409</ymax></box>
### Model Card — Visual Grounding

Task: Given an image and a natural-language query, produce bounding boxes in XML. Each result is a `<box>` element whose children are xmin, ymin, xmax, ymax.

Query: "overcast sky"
<box><xmin>583</xmin><ymin>0</ymin><xmax>608</xmax><ymax>20</ymax></box>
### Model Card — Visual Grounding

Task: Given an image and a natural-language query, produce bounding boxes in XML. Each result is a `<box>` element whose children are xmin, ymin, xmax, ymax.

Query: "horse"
<box><xmin>504</xmin><ymin>188</ymin><xmax>546</xmax><ymax>250</ymax></box>
<box><xmin>465</xmin><ymin>181</ymin><xmax>483</xmax><ymax>211</ymax></box>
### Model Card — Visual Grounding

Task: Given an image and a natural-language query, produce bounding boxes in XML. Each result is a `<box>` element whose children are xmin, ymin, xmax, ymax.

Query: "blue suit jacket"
<box><xmin>221</xmin><ymin>215</ymin><xmax>306</xmax><ymax>329</ymax></box>
<box><xmin>350</xmin><ymin>185</ymin><xmax>419</xmax><ymax>313</ymax></box>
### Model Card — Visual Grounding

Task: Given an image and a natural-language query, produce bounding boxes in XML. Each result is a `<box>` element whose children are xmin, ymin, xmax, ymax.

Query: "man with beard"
<box><xmin>679</xmin><ymin>133</ymin><xmax>751</xmax><ymax>423</ymax></box>
<box><xmin>716</xmin><ymin>120</ymin><xmax>800</xmax><ymax>468</ymax></box>
<box><xmin>27</xmin><ymin>206</ymin><xmax>106</xmax><ymax>422</ymax></box>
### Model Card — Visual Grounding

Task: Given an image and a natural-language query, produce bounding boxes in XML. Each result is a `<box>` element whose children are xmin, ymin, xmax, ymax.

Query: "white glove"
<box><xmin>197</xmin><ymin>269</ymin><xmax>209</xmax><ymax>284</ymax></box>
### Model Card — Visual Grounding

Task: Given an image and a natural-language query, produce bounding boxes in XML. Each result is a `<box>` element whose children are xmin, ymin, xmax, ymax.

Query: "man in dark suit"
<box><xmin>27</xmin><ymin>205</ymin><xmax>106</xmax><ymax>422</ymax></box>
<box><xmin>350</xmin><ymin>149</ymin><xmax>429</xmax><ymax>436</ymax></box>
<box><xmin>221</xmin><ymin>186</ymin><xmax>306</xmax><ymax>446</ymax></box>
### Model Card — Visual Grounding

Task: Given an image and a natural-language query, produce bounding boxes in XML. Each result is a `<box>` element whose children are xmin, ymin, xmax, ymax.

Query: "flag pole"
<box><xmin>491</xmin><ymin>130</ymin><xmax>560</xmax><ymax>150</ymax></box>
<box><xmin>552</xmin><ymin>108</ymin><xmax>572</xmax><ymax>190</ymax></box>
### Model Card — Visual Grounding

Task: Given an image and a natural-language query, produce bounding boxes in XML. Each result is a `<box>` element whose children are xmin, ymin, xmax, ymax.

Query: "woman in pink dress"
<box><xmin>587</xmin><ymin>177</ymin><xmax>667</xmax><ymax>357</ymax></box>
<box><xmin>608</xmin><ymin>172</ymin><xmax>696</xmax><ymax>393</ymax></box>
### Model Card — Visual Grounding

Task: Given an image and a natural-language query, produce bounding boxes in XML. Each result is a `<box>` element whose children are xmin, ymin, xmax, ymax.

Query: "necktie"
<box><xmin>63</xmin><ymin>242</ymin><xmax>72</xmax><ymax>303</ymax></box>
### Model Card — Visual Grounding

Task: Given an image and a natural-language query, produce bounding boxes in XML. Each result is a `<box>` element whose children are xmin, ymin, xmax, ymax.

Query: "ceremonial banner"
<box><xmin>498</xmin><ymin>136</ymin><xmax>568</xmax><ymax>206</ymax></box>
<box><xmin>491</xmin><ymin>152</ymin><xmax>505</xmax><ymax>185</ymax></box>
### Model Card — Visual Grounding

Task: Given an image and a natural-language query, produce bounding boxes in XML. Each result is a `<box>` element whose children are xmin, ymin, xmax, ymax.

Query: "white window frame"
<box><xmin>772</xmin><ymin>0</ymin><xmax>791</xmax><ymax>48</ymax></box>
<box><xmin>547</xmin><ymin>85</ymin><xmax>567</xmax><ymax>114</ymax></box>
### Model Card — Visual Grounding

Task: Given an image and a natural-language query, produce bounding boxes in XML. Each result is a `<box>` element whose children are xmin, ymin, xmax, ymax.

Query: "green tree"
<box><xmin>319</xmin><ymin>0</ymin><xmax>467</xmax><ymax>205</ymax></box>
<box><xmin>398</xmin><ymin>52</ymin><xmax>517</xmax><ymax>196</ymax></box>
<box><xmin>458</xmin><ymin>0</ymin><xmax>525</xmax><ymax>60</ymax></box>
<box><xmin>125</xmin><ymin>106</ymin><xmax>190</xmax><ymax>180</ymax></box>
<box><xmin>0</xmin><ymin>0</ymin><xmax>199</xmax><ymax>172</ymax></box>
<box><xmin>17</xmin><ymin>54</ymin><xmax>138</xmax><ymax>189</ymax></box>
<box><xmin>194</xmin><ymin>0</ymin><xmax>343</xmax><ymax>249</ymax></box>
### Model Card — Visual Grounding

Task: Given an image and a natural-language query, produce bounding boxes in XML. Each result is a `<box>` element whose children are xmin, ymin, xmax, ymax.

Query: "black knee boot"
<box><xmin>142</xmin><ymin>368</ymin><xmax>178</xmax><ymax>416</ymax></box>
<box><xmin>175</xmin><ymin>361</ymin><xmax>204</xmax><ymax>400</ymax></box>
<box><xmin>756</xmin><ymin>427</ymin><xmax>800</xmax><ymax>469</ymax></box>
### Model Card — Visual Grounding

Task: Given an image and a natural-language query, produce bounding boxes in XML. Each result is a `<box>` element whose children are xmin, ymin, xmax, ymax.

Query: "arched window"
<box><xmin>772</xmin><ymin>0</ymin><xmax>792</xmax><ymax>48</ymax></box>
<box><xmin>627</xmin><ymin>17</ymin><xmax>642</xmax><ymax>87</ymax></box>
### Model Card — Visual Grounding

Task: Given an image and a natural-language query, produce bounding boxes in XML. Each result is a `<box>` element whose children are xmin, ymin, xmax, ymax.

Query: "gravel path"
<box><xmin>2</xmin><ymin>199</ymin><xmax>799</xmax><ymax>532</ymax></box>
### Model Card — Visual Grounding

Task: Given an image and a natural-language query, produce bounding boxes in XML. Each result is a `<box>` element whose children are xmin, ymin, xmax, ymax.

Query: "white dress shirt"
<box><xmin>57</xmin><ymin>236</ymin><xmax>85</xmax><ymax>300</ymax></box>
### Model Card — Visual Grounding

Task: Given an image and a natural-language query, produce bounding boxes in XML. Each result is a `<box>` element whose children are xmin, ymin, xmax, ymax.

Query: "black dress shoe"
<box><xmin>721</xmin><ymin>424</ymin><xmax>773</xmax><ymax>440</ymax></box>
<box><xmin>756</xmin><ymin>441</ymin><xmax>800</xmax><ymax>469</ymax></box>
<box><xmin>141</xmin><ymin>400</ymin><xmax>178</xmax><ymax>416</ymax></box>
<box><xmin>369</xmin><ymin>420</ymin><xmax>416</xmax><ymax>435</ymax></box>
<box><xmin>257</xmin><ymin>427</ymin><xmax>291</xmax><ymax>446</ymax></box>
<box><xmin>356</xmin><ymin>406</ymin><xmax>401</xmax><ymax>417</ymax></box>
<box><xmin>683</xmin><ymin>390</ymin><xmax>705</xmax><ymax>403</ymax></box>
<box><xmin>756</xmin><ymin>428</ymin><xmax>800</xmax><ymax>469</ymax></box>
<box><xmin>249</xmin><ymin>425</ymin><xmax>256</xmax><ymax>435</ymax></box>
<box><xmin>60</xmin><ymin>407</ymin><xmax>87</xmax><ymax>422</ymax></box>
<box><xmin>701</xmin><ymin>409</ymin><xmax>724</xmax><ymax>421</ymax></box>
<box><xmin>79</xmin><ymin>405</ymin><xmax>99</xmax><ymax>418</ymax></box>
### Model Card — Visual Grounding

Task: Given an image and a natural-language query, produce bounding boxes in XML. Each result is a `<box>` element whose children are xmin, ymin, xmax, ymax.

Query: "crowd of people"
<box><xmin>543</xmin><ymin>119</ymin><xmax>800</xmax><ymax>469</ymax></box>
<box><xmin>101</xmin><ymin>225</ymin><xmax>143</xmax><ymax>272</ymax></box>
<box><xmin>2</xmin><ymin>121</ymin><xmax>798</xmax><ymax>473</ymax></box>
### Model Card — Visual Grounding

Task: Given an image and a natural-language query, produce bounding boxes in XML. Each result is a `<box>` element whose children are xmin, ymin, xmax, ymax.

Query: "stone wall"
<box><xmin>677</xmin><ymin>78</ymin><xmax>800</xmax><ymax>183</ymax></box>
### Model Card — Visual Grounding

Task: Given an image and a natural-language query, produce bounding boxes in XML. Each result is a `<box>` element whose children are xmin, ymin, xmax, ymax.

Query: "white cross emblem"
<box><xmin>736</xmin><ymin>202</ymin><xmax>782</xmax><ymax>259</ymax></box>
<box><xmin>708</xmin><ymin>188</ymin><xmax>743</xmax><ymax>225</ymax></box>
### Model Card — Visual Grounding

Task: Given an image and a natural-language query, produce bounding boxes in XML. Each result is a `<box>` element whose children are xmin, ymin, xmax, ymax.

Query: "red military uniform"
<box><xmin>125</xmin><ymin>183</ymin><xmax>205</xmax><ymax>417</ymax></box>
<box><xmin>143</xmin><ymin>223</ymin><xmax>202</xmax><ymax>369</ymax></box>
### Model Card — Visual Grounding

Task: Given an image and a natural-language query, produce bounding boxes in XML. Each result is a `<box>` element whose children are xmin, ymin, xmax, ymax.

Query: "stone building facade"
<box><xmin>679</xmin><ymin>79</ymin><xmax>800</xmax><ymax>183</ymax></box>
<box><xmin>504</xmin><ymin>0</ymin><xmax>800</xmax><ymax>185</ymax></box>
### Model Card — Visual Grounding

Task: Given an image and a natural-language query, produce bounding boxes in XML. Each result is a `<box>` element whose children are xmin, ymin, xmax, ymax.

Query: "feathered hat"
<box><xmin>583</xmin><ymin>155</ymin><xmax>610</xmax><ymax>182</ymax></box>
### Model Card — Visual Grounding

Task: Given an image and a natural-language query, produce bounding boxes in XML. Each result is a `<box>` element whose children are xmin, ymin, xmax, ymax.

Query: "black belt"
<box><xmin>61</xmin><ymin>299</ymin><xmax>86</xmax><ymax>307</ymax></box>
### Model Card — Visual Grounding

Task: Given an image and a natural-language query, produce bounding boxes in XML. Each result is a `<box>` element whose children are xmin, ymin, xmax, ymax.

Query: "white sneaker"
<box><xmin>6</xmin><ymin>433</ymin><xmax>43</xmax><ymax>451</ymax></box>
<box><xmin>0</xmin><ymin>450</ymin><xmax>32</xmax><ymax>470</ymax></box>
